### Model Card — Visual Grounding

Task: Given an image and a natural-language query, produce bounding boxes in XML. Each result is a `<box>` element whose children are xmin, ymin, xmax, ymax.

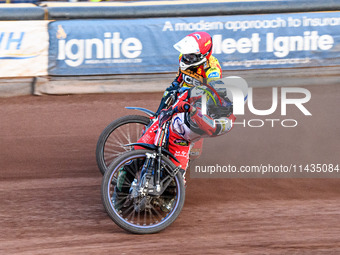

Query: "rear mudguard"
<box><xmin>125</xmin><ymin>107</ymin><xmax>155</xmax><ymax>117</ymax></box>
<box><xmin>125</xmin><ymin>142</ymin><xmax>180</xmax><ymax>163</ymax></box>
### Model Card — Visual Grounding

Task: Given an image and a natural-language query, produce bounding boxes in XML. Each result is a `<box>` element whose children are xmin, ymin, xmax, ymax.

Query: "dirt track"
<box><xmin>0</xmin><ymin>84</ymin><xmax>339</xmax><ymax>254</ymax></box>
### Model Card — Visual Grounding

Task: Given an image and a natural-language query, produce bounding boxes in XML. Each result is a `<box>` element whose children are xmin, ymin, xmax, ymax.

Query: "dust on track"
<box><xmin>0</xmin><ymin>84</ymin><xmax>339</xmax><ymax>254</ymax></box>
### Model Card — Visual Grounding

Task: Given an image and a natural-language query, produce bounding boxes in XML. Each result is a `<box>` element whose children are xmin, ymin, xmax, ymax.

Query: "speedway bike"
<box><xmin>101</xmin><ymin>106</ymin><xmax>186</xmax><ymax>234</ymax></box>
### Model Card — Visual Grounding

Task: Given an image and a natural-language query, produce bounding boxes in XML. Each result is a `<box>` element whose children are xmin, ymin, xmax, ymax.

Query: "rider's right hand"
<box><xmin>163</xmin><ymin>81</ymin><xmax>180</xmax><ymax>97</ymax></box>
<box><xmin>169</xmin><ymin>81</ymin><xmax>180</xmax><ymax>90</ymax></box>
<box><xmin>159</xmin><ymin>107</ymin><xmax>174</xmax><ymax>127</ymax></box>
<box><xmin>155</xmin><ymin>82</ymin><xmax>181</xmax><ymax>116</ymax></box>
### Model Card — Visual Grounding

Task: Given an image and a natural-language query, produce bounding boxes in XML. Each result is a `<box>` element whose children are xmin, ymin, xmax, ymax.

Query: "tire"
<box><xmin>96</xmin><ymin>115</ymin><xmax>150</xmax><ymax>175</ymax></box>
<box><xmin>101</xmin><ymin>149</ymin><xmax>185</xmax><ymax>234</ymax></box>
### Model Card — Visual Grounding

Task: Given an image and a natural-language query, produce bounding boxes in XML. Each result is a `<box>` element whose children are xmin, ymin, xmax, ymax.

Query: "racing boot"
<box><xmin>111</xmin><ymin>168</ymin><xmax>128</xmax><ymax>210</ymax></box>
<box><xmin>112</xmin><ymin>167</ymin><xmax>135</xmax><ymax>209</ymax></box>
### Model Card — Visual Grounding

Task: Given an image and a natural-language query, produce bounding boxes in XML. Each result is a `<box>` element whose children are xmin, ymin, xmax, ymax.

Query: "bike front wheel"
<box><xmin>101</xmin><ymin>149</ymin><xmax>185</xmax><ymax>234</ymax></box>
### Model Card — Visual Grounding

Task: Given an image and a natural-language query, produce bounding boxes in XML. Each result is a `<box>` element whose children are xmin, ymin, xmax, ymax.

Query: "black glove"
<box><xmin>170</xmin><ymin>81</ymin><xmax>180</xmax><ymax>89</ymax></box>
<box><xmin>158</xmin><ymin>107</ymin><xmax>174</xmax><ymax>127</ymax></box>
<box><xmin>155</xmin><ymin>82</ymin><xmax>180</xmax><ymax>116</ymax></box>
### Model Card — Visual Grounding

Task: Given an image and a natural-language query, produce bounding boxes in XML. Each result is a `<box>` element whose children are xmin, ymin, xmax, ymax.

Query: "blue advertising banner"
<box><xmin>48</xmin><ymin>11</ymin><xmax>340</xmax><ymax>75</ymax></box>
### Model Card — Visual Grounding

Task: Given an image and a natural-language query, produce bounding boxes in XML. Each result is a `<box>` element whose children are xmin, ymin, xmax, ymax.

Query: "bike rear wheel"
<box><xmin>96</xmin><ymin>115</ymin><xmax>150</xmax><ymax>175</ymax></box>
<box><xmin>101</xmin><ymin>149</ymin><xmax>185</xmax><ymax>234</ymax></box>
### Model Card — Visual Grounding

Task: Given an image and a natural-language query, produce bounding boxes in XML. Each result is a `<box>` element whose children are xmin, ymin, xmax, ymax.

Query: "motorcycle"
<box><xmin>99</xmin><ymin>77</ymin><xmax>247</xmax><ymax>234</ymax></box>
<box><xmin>101</xmin><ymin>106</ymin><xmax>185</xmax><ymax>234</ymax></box>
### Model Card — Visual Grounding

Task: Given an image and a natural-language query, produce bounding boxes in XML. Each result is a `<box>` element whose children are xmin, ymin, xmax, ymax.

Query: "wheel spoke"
<box><xmin>110</xmin><ymin>132</ymin><xmax>127</xmax><ymax>148</ymax></box>
<box><xmin>143</xmin><ymin>207</ymin><xmax>147</xmax><ymax>226</ymax></box>
<box><xmin>116</xmin><ymin>125</ymin><xmax>133</xmax><ymax>145</ymax></box>
<box><xmin>137</xmin><ymin>206</ymin><xmax>141</xmax><ymax>225</ymax></box>
<box><xmin>121</xmin><ymin>203</ymin><xmax>135</xmax><ymax>217</ymax></box>
<box><xmin>102</xmin><ymin>122</ymin><xmax>146</xmax><ymax>170</ymax></box>
<box><xmin>148</xmin><ymin>208</ymin><xmax>153</xmax><ymax>225</ymax></box>
<box><xmin>127</xmin><ymin>205</ymin><xmax>136</xmax><ymax>222</ymax></box>
<box><xmin>150</xmin><ymin>203</ymin><xmax>164</xmax><ymax>221</ymax></box>
<box><xmin>104</xmin><ymin>153</ymin><xmax>119</xmax><ymax>163</ymax></box>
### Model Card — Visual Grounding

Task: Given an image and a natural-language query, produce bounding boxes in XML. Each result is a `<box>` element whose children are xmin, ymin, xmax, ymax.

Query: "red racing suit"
<box><xmin>136</xmin><ymin>88</ymin><xmax>236</xmax><ymax>171</ymax></box>
<box><xmin>153</xmin><ymin>54</ymin><xmax>224</xmax><ymax>162</ymax></box>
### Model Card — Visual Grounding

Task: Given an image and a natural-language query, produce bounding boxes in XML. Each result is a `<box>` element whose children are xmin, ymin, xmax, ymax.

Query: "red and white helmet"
<box><xmin>173</xmin><ymin>32</ymin><xmax>213</xmax><ymax>70</ymax></box>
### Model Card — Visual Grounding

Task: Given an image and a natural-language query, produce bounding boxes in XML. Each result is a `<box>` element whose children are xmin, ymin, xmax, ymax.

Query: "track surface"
<box><xmin>0</xmin><ymin>84</ymin><xmax>339</xmax><ymax>254</ymax></box>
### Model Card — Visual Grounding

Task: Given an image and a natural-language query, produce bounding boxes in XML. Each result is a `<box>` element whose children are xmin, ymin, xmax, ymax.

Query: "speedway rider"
<box><xmin>156</xmin><ymin>31</ymin><xmax>223</xmax><ymax>115</ymax></box>
<box><xmin>139</xmin><ymin>31</ymin><xmax>236</xmax><ymax>173</ymax></box>
<box><xmin>114</xmin><ymin>32</ymin><xmax>236</xmax><ymax>208</ymax></box>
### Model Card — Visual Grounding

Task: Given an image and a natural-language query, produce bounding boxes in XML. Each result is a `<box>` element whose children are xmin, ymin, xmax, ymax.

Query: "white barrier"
<box><xmin>0</xmin><ymin>21</ymin><xmax>49</xmax><ymax>78</ymax></box>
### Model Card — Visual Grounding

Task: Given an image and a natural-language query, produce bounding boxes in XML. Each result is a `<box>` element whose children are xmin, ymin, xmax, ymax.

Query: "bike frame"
<box><xmin>124</xmin><ymin>91</ymin><xmax>184</xmax><ymax>195</ymax></box>
<box><xmin>125</xmin><ymin>114</ymin><xmax>181</xmax><ymax>196</ymax></box>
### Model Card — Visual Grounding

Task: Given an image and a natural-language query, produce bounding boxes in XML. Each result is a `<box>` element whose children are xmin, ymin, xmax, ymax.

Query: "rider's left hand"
<box><xmin>159</xmin><ymin>107</ymin><xmax>174</xmax><ymax>126</ymax></box>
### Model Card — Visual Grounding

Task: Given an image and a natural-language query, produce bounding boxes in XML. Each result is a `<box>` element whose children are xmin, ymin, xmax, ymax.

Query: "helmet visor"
<box><xmin>182</xmin><ymin>53</ymin><xmax>204</xmax><ymax>65</ymax></box>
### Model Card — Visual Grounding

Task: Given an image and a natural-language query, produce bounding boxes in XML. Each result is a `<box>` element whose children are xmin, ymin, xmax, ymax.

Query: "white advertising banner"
<box><xmin>0</xmin><ymin>21</ymin><xmax>49</xmax><ymax>77</ymax></box>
